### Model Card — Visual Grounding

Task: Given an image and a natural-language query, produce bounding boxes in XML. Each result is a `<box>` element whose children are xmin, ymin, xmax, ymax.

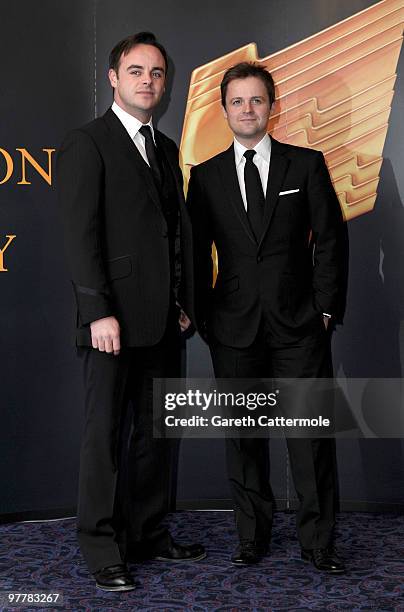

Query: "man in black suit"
<box><xmin>187</xmin><ymin>63</ymin><xmax>345</xmax><ymax>573</ymax></box>
<box><xmin>58</xmin><ymin>32</ymin><xmax>204</xmax><ymax>591</ymax></box>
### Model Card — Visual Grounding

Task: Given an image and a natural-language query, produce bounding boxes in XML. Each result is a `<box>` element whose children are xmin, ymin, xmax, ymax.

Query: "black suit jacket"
<box><xmin>57</xmin><ymin>108</ymin><xmax>193</xmax><ymax>347</ymax></box>
<box><xmin>187</xmin><ymin>136</ymin><xmax>343</xmax><ymax>347</ymax></box>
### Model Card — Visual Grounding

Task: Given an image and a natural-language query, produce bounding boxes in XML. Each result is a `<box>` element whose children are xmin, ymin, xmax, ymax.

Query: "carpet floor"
<box><xmin>0</xmin><ymin>511</ymin><xmax>403</xmax><ymax>611</ymax></box>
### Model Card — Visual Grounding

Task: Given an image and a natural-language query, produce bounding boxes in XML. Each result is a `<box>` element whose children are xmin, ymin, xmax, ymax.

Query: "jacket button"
<box><xmin>162</xmin><ymin>231</ymin><xmax>168</xmax><ymax>238</ymax></box>
<box><xmin>257</xmin><ymin>255</ymin><xmax>263</xmax><ymax>263</ymax></box>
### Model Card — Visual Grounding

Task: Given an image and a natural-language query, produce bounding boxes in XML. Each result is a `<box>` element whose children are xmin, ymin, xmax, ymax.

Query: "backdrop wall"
<box><xmin>1</xmin><ymin>0</ymin><xmax>403</xmax><ymax>519</ymax></box>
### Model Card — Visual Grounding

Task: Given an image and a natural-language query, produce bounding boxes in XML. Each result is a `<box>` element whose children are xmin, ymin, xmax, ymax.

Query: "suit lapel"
<box><xmin>103</xmin><ymin>109</ymin><xmax>164</xmax><ymax>218</ymax></box>
<box><xmin>218</xmin><ymin>145</ymin><xmax>256</xmax><ymax>244</ymax></box>
<box><xmin>259</xmin><ymin>137</ymin><xmax>290</xmax><ymax>248</ymax></box>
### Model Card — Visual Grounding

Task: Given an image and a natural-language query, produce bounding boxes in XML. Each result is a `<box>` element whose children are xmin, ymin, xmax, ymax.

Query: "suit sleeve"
<box><xmin>186</xmin><ymin>166</ymin><xmax>213</xmax><ymax>334</ymax></box>
<box><xmin>170</xmin><ymin>140</ymin><xmax>185</xmax><ymax>301</ymax></box>
<box><xmin>57</xmin><ymin>129</ymin><xmax>114</xmax><ymax>326</ymax></box>
<box><xmin>160</xmin><ymin>135</ymin><xmax>189</xmax><ymax>308</ymax></box>
<box><xmin>306</xmin><ymin>151</ymin><xmax>344</xmax><ymax>316</ymax></box>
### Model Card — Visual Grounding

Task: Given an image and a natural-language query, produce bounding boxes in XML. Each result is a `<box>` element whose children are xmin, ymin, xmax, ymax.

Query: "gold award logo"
<box><xmin>180</xmin><ymin>0</ymin><xmax>404</xmax><ymax>222</ymax></box>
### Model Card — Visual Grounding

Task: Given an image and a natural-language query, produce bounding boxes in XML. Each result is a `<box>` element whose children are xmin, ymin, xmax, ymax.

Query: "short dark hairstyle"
<box><xmin>220</xmin><ymin>62</ymin><xmax>275</xmax><ymax>107</ymax></box>
<box><xmin>109</xmin><ymin>31</ymin><xmax>168</xmax><ymax>74</ymax></box>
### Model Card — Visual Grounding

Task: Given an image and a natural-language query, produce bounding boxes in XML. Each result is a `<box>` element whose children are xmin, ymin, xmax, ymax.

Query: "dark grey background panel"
<box><xmin>0</xmin><ymin>0</ymin><xmax>94</xmax><ymax>515</ymax></box>
<box><xmin>95</xmin><ymin>0</ymin><xmax>382</xmax><ymax>136</ymax></box>
<box><xmin>1</xmin><ymin>0</ymin><xmax>403</xmax><ymax>518</ymax></box>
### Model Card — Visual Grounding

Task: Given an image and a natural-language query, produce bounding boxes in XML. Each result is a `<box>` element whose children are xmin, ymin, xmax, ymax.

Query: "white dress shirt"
<box><xmin>111</xmin><ymin>101</ymin><xmax>155</xmax><ymax>167</ymax></box>
<box><xmin>234</xmin><ymin>133</ymin><xmax>271</xmax><ymax>211</ymax></box>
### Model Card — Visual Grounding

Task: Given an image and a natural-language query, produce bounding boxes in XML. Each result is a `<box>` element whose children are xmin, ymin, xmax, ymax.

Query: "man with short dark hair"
<box><xmin>58</xmin><ymin>32</ymin><xmax>204</xmax><ymax>591</ymax></box>
<box><xmin>188</xmin><ymin>62</ymin><xmax>345</xmax><ymax>573</ymax></box>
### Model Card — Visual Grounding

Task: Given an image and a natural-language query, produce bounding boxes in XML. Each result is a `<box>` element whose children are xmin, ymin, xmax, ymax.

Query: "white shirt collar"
<box><xmin>234</xmin><ymin>133</ymin><xmax>271</xmax><ymax>167</ymax></box>
<box><xmin>111</xmin><ymin>101</ymin><xmax>155</xmax><ymax>141</ymax></box>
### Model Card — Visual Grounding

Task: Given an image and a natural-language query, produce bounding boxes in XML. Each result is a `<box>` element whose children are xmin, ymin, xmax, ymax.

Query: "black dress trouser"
<box><xmin>210</xmin><ymin>315</ymin><xmax>337</xmax><ymax>550</ymax></box>
<box><xmin>76</xmin><ymin>310</ymin><xmax>180</xmax><ymax>574</ymax></box>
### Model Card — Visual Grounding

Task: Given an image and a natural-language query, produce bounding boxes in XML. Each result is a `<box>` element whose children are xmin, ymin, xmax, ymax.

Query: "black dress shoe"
<box><xmin>153</xmin><ymin>540</ymin><xmax>206</xmax><ymax>562</ymax></box>
<box><xmin>301</xmin><ymin>546</ymin><xmax>346</xmax><ymax>574</ymax></box>
<box><xmin>94</xmin><ymin>564</ymin><xmax>137</xmax><ymax>591</ymax></box>
<box><xmin>231</xmin><ymin>541</ymin><xmax>269</xmax><ymax>566</ymax></box>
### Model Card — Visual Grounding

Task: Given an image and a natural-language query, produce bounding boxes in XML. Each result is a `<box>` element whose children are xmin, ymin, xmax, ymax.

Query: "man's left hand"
<box><xmin>179</xmin><ymin>309</ymin><xmax>191</xmax><ymax>332</ymax></box>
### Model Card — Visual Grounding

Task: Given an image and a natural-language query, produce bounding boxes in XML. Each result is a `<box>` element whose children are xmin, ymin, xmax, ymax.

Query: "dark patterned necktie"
<box><xmin>139</xmin><ymin>125</ymin><xmax>162</xmax><ymax>187</ymax></box>
<box><xmin>244</xmin><ymin>149</ymin><xmax>265</xmax><ymax>242</ymax></box>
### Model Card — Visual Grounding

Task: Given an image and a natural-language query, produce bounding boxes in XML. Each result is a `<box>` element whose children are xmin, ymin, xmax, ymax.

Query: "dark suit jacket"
<box><xmin>57</xmin><ymin>108</ymin><xmax>193</xmax><ymax>347</ymax></box>
<box><xmin>187</xmin><ymin>136</ymin><xmax>343</xmax><ymax>347</ymax></box>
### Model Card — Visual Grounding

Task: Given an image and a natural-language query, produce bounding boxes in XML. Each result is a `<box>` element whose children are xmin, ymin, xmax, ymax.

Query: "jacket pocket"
<box><xmin>106</xmin><ymin>255</ymin><xmax>132</xmax><ymax>280</ymax></box>
<box><xmin>215</xmin><ymin>274</ymin><xmax>239</xmax><ymax>296</ymax></box>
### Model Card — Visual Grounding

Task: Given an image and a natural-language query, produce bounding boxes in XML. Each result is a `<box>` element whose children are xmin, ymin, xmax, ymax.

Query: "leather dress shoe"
<box><xmin>153</xmin><ymin>540</ymin><xmax>206</xmax><ymax>562</ymax></box>
<box><xmin>94</xmin><ymin>564</ymin><xmax>137</xmax><ymax>591</ymax></box>
<box><xmin>301</xmin><ymin>546</ymin><xmax>346</xmax><ymax>574</ymax></box>
<box><xmin>231</xmin><ymin>541</ymin><xmax>269</xmax><ymax>566</ymax></box>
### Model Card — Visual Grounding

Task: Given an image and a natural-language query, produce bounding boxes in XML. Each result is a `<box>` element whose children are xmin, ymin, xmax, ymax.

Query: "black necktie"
<box><xmin>139</xmin><ymin>125</ymin><xmax>162</xmax><ymax>187</ymax></box>
<box><xmin>244</xmin><ymin>149</ymin><xmax>265</xmax><ymax>242</ymax></box>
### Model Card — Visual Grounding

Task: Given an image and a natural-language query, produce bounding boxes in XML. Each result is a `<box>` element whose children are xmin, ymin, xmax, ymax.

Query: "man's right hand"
<box><xmin>90</xmin><ymin>316</ymin><xmax>121</xmax><ymax>355</ymax></box>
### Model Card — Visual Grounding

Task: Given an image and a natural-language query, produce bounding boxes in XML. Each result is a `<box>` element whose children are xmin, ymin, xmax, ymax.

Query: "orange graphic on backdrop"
<box><xmin>180</xmin><ymin>0</ymin><xmax>404</xmax><ymax>221</ymax></box>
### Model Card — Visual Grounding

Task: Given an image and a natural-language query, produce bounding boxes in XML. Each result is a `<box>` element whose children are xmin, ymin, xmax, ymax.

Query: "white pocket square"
<box><xmin>279</xmin><ymin>189</ymin><xmax>300</xmax><ymax>195</ymax></box>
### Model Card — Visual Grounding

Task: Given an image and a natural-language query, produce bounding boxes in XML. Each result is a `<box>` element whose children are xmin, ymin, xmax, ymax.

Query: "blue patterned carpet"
<box><xmin>0</xmin><ymin>511</ymin><xmax>403</xmax><ymax>611</ymax></box>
